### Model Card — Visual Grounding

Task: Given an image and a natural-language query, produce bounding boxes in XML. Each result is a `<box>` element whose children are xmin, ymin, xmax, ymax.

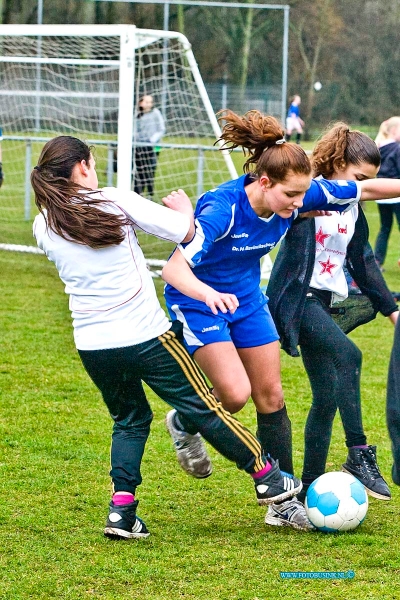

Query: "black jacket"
<box><xmin>266</xmin><ymin>209</ymin><xmax>398</xmax><ymax>357</ymax></box>
<box><xmin>378</xmin><ymin>142</ymin><xmax>400</xmax><ymax>179</ymax></box>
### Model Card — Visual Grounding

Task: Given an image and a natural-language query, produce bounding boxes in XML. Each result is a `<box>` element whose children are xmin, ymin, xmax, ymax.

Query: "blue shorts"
<box><xmin>166</xmin><ymin>291</ymin><xmax>279</xmax><ymax>355</ymax></box>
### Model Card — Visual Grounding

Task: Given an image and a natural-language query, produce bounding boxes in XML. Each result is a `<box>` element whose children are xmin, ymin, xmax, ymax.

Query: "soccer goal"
<box><xmin>0</xmin><ymin>24</ymin><xmax>237</xmax><ymax>267</ymax></box>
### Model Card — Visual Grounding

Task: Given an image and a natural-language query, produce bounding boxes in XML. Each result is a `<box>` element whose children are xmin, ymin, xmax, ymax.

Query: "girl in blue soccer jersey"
<box><xmin>267</xmin><ymin>123</ymin><xmax>399</xmax><ymax>506</ymax></box>
<box><xmin>286</xmin><ymin>95</ymin><xmax>304</xmax><ymax>144</ymax></box>
<box><xmin>162</xmin><ymin>110</ymin><xmax>400</xmax><ymax>532</ymax></box>
<box><xmin>31</xmin><ymin>135</ymin><xmax>301</xmax><ymax>541</ymax></box>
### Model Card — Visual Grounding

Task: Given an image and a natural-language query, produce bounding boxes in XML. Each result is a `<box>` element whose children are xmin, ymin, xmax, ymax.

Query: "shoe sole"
<box><xmin>165</xmin><ymin>413</ymin><xmax>212</xmax><ymax>479</ymax></box>
<box><xmin>104</xmin><ymin>527</ymin><xmax>150</xmax><ymax>540</ymax></box>
<box><xmin>264</xmin><ymin>514</ymin><xmax>316</xmax><ymax>532</ymax></box>
<box><xmin>257</xmin><ymin>481</ymin><xmax>303</xmax><ymax>506</ymax></box>
<box><xmin>341</xmin><ymin>467</ymin><xmax>391</xmax><ymax>501</ymax></box>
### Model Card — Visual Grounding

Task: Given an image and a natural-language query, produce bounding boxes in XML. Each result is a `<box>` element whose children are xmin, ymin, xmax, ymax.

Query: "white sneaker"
<box><xmin>165</xmin><ymin>410</ymin><xmax>212</xmax><ymax>478</ymax></box>
<box><xmin>265</xmin><ymin>497</ymin><xmax>316</xmax><ymax>531</ymax></box>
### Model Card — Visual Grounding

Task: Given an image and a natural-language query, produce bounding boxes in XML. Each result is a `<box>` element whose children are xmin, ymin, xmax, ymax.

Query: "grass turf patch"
<box><xmin>0</xmin><ymin>202</ymin><xmax>399</xmax><ymax>599</ymax></box>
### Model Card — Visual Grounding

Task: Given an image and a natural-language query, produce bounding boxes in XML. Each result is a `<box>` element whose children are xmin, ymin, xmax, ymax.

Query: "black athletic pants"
<box><xmin>133</xmin><ymin>147</ymin><xmax>157</xmax><ymax>197</ymax></box>
<box><xmin>387</xmin><ymin>317</ymin><xmax>400</xmax><ymax>483</ymax></box>
<box><xmin>374</xmin><ymin>202</ymin><xmax>400</xmax><ymax>266</ymax></box>
<box><xmin>298</xmin><ymin>289</ymin><xmax>367</xmax><ymax>483</ymax></box>
<box><xmin>78</xmin><ymin>322</ymin><xmax>264</xmax><ymax>495</ymax></box>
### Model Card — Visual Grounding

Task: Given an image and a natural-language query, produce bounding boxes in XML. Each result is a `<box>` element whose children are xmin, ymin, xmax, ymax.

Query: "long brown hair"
<box><xmin>216</xmin><ymin>109</ymin><xmax>311</xmax><ymax>183</ymax></box>
<box><xmin>312</xmin><ymin>122</ymin><xmax>381</xmax><ymax>178</ymax></box>
<box><xmin>31</xmin><ymin>136</ymin><xmax>130</xmax><ymax>248</ymax></box>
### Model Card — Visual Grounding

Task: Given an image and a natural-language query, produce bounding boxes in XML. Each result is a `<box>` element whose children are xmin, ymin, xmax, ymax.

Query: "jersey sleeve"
<box><xmin>105</xmin><ymin>188</ymin><xmax>190</xmax><ymax>244</ymax></box>
<box><xmin>177</xmin><ymin>190</ymin><xmax>234</xmax><ymax>267</ymax></box>
<box><xmin>300</xmin><ymin>179</ymin><xmax>361</xmax><ymax>213</ymax></box>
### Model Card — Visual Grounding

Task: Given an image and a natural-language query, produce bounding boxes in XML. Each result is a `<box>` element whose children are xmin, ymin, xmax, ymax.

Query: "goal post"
<box><xmin>0</xmin><ymin>24</ymin><xmax>237</xmax><ymax>263</ymax></box>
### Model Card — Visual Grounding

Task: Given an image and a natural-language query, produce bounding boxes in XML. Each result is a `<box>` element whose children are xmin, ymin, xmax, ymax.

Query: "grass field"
<box><xmin>1</xmin><ymin>170</ymin><xmax>400</xmax><ymax>598</ymax></box>
<box><xmin>1</xmin><ymin>203</ymin><xmax>399</xmax><ymax>599</ymax></box>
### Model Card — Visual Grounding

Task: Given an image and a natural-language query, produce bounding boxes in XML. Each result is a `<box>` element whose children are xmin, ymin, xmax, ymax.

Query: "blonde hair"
<box><xmin>375</xmin><ymin>117</ymin><xmax>400</xmax><ymax>148</ymax></box>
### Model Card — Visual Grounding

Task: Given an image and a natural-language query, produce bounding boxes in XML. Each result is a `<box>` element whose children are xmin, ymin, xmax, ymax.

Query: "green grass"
<box><xmin>0</xmin><ymin>199</ymin><xmax>400</xmax><ymax>599</ymax></box>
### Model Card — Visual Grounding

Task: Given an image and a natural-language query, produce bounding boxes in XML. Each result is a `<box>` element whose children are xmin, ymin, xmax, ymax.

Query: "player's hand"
<box><xmin>0</xmin><ymin>162</ymin><xmax>3</xmax><ymax>188</ymax></box>
<box><xmin>162</xmin><ymin>189</ymin><xmax>193</xmax><ymax>216</ymax></box>
<box><xmin>204</xmin><ymin>290</ymin><xmax>239</xmax><ymax>315</ymax></box>
<box><xmin>300</xmin><ymin>210</ymin><xmax>332</xmax><ymax>218</ymax></box>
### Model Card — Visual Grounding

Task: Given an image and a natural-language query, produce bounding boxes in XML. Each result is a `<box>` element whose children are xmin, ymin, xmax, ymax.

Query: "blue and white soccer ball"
<box><xmin>305</xmin><ymin>472</ymin><xmax>368</xmax><ymax>532</ymax></box>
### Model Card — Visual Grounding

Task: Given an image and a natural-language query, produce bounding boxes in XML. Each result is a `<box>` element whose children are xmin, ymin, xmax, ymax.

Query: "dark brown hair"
<box><xmin>312</xmin><ymin>122</ymin><xmax>381</xmax><ymax>178</ymax></box>
<box><xmin>216</xmin><ymin>110</ymin><xmax>311</xmax><ymax>184</ymax></box>
<box><xmin>31</xmin><ymin>136</ymin><xmax>129</xmax><ymax>248</ymax></box>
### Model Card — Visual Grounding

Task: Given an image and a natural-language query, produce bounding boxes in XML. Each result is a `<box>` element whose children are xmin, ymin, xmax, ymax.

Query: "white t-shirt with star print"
<box><xmin>309</xmin><ymin>205</ymin><xmax>358</xmax><ymax>303</ymax></box>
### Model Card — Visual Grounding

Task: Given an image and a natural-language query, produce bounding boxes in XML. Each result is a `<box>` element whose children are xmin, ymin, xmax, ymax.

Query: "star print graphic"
<box><xmin>319</xmin><ymin>256</ymin><xmax>337</xmax><ymax>276</ymax></box>
<box><xmin>315</xmin><ymin>226</ymin><xmax>331</xmax><ymax>247</ymax></box>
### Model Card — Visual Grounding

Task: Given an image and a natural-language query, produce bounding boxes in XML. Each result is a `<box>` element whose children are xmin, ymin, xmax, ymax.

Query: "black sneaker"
<box><xmin>104</xmin><ymin>499</ymin><xmax>150</xmax><ymax>540</ymax></box>
<box><xmin>254</xmin><ymin>459</ymin><xmax>302</xmax><ymax>505</ymax></box>
<box><xmin>342</xmin><ymin>445</ymin><xmax>391</xmax><ymax>500</ymax></box>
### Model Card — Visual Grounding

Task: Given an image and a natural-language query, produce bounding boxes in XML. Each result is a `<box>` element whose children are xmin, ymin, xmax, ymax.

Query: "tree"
<box><xmin>288</xmin><ymin>0</ymin><xmax>344</xmax><ymax>130</ymax></box>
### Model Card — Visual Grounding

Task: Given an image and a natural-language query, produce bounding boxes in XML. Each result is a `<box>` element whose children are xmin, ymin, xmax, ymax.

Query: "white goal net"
<box><xmin>0</xmin><ymin>24</ymin><xmax>237</xmax><ymax>267</ymax></box>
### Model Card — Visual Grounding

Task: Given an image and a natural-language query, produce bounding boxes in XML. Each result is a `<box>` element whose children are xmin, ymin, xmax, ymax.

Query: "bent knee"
<box><xmin>214</xmin><ymin>385</ymin><xmax>251</xmax><ymax>414</ymax></box>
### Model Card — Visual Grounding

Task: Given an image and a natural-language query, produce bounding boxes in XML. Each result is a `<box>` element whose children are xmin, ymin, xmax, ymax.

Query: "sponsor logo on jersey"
<box><xmin>337</xmin><ymin>224</ymin><xmax>347</xmax><ymax>234</ymax></box>
<box><xmin>232</xmin><ymin>242</ymin><xmax>275</xmax><ymax>251</ymax></box>
<box><xmin>231</xmin><ymin>232</ymin><xmax>249</xmax><ymax>238</ymax></box>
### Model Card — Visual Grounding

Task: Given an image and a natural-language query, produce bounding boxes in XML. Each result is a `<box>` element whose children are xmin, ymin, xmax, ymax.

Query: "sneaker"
<box><xmin>104</xmin><ymin>499</ymin><xmax>150</xmax><ymax>540</ymax></box>
<box><xmin>254</xmin><ymin>459</ymin><xmax>302</xmax><ymax>505</ymax></box>
<box><xmin>265</xmin><ymin>498</ymin><xmax>316</xmax><ymax>531</ymax></box>
<box><xmin>165</xmin><ymin>409</ymin><xmax>212</xmax><ymax>479</ymax></box>
<box><xmin>342</xmin><ymin>445</ymin><xmax>391</xmax><ymax>500</ymax></box>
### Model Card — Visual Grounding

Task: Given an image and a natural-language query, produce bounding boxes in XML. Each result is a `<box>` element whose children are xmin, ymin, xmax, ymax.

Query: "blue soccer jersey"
<box><xmin>165</xmin><ymin>174</ymin><xmax>361</xmax><ymax>305</ymax></box>
<box><xmin>287</xmin><ymin>103</ymin><xmax>300</xmax><ymax>118</ymax></box>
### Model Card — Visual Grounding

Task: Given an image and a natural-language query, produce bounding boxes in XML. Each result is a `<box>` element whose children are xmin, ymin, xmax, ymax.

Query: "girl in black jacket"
<box><xmin>267</xmin><ymin>123</ymin><xmax>399</xmax><ymax>506</ymax></box>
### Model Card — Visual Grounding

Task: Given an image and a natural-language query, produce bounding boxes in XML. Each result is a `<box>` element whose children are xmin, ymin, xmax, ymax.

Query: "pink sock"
<box><xmin>251</xmin><ymin>461</ymin><xmax>273</xmax><ymax>480</ymax></box>
<box><xmin>112</xmin><ymin>492</ymin><xmax>135</xmax><ymax>506</ymax></box>
<box><xmin>351</xmin><ymin>445</ymin><xmax>369</xmax><ymax>449</ymax></box>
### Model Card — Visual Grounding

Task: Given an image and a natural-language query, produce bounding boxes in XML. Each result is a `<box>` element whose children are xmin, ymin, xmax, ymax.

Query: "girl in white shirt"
<box><xmin>31</xmin><ymin>135</ymin><xmax>301</xmax><ymax>540</ymax></box>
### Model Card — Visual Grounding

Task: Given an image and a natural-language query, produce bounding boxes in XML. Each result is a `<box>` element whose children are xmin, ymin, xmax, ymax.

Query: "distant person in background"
<box><xmin>133</xmin><ymin>94</ymin><xmax>165</xmax><ymax>199</ymax></box>
<box><xmin>285</xmin><ymin>95</ymin><xmax>305</xmax><ymax>144</ymax></box>
<box><xmin>374</xmin><ymin>117</ymin><xmax>400</xmax><ymax>270</ymax></box>
<box><xmin>0</xmin><ymin>127</ymin><xmax>4</xmax><ymax>187</ymax></box>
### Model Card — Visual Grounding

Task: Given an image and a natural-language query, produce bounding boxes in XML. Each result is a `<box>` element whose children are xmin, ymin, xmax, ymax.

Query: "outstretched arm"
<box><xmin>359</xmin><ymin>178</ymin><xmax>400</xmax><ymax>201</ymax></box>
<box><xmin>162</xmin><ymin>248</ymin><xmax>239</xmax><ymax>315</ymax></box>
<box><xmin>162</xmin><ymin>189</ymin><xmax>194</xmax><ymax>242</ymax></box>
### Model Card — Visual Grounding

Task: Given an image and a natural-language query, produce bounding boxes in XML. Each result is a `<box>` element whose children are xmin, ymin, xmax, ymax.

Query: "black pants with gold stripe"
<box><xmin>78</xmin><ymin>321</ymin><xmax>264</xmax><ymax>494</ymax></box>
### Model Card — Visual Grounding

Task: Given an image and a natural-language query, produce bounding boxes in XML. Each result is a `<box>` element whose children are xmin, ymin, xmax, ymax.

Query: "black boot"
<box><xmin>342</xmin><ymin>445</ymin><xmax>391</xmax><ymax>500</ymax></box>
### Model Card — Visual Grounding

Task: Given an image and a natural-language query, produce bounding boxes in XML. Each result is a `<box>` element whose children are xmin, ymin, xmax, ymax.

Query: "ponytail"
<box><xmin>217</xmin><ymin>110</ymin><xmax>311</xmax><ymax>184</ymax></box>
<box><xmin>312</xmin><ymin>122</ymin><xmax>380</xmax><ymax>178</ymax></box>
<box><xmin>31</xmin><ymin>136</ymin><xmax>130</xmax><ymax>248</ymax></box>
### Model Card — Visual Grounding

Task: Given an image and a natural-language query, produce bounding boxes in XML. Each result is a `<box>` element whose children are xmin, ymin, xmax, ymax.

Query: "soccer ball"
<box><xmin>305</xmin><ymin>472</ymin><xmax>368</xmax><ymax>532</ymax></box>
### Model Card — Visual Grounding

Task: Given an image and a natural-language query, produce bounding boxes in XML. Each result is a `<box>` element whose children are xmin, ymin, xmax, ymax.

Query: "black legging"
<box><xmin>374</xmin><ymin>202</ymin><xmax>400</xmax><ymax>266</ymax></box>
<box><xmin>298</xmin><ymin>290</ymin><xmax>366</xmax><ymax>483</ymax></box>
<box><xmin>133</xmin><ymin>147</ymin><xmax>157</xmax><ymax>197</ymax></box>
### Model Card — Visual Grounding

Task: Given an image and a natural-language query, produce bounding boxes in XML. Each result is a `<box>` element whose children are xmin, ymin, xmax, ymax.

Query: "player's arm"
<box><xmin>162</xmin><ymin>248</ymin><xmax>239</xmax><ymax>315</ymax></box>
<box><xmin>358</xmin><ymin>178</ymin><xmax>400</xmax><ymax>201</ymax></box>
<box><xmin>113</xmin><ymin>189</ymin><xmax>193</xmax><ymax>244</ymax></box>
<box><xmin>161</xmin><ymin>189</ymin><xmax>194</xmax><ymax>242</ymax></box>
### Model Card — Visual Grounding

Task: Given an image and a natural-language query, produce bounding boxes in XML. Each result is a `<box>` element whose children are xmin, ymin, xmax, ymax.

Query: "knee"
<box><xmin>215</xmin><ymin>383</ymin><xmax>251</xmax><ymax>414</ymax></box>
<box><xmin>253</xmin><ymin>382</ymin><xmax>284</xmax><ymax>413</ymax></box>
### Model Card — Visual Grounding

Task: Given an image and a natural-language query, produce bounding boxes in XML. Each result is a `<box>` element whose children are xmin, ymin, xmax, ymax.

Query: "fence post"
<box><xmin>197</xmin><ymin>146</ymin><xmax>204</xmax><ymax>199</ymax></box>
<box><xmin>107</xmin><ymin>144</ymin><xmax>114</xmax><ymax>186</ymax></box>
<box><xmin>25</xmin><ymin>139</ymin><xmax>32</xmax><ymax>221</ymax></box>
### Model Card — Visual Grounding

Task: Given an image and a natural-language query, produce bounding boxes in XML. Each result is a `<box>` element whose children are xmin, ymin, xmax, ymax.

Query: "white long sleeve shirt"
<box><xmin>33</xmin><ymin>188</ymin><xmax>189</xmax><ymax>350</ymax></box>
